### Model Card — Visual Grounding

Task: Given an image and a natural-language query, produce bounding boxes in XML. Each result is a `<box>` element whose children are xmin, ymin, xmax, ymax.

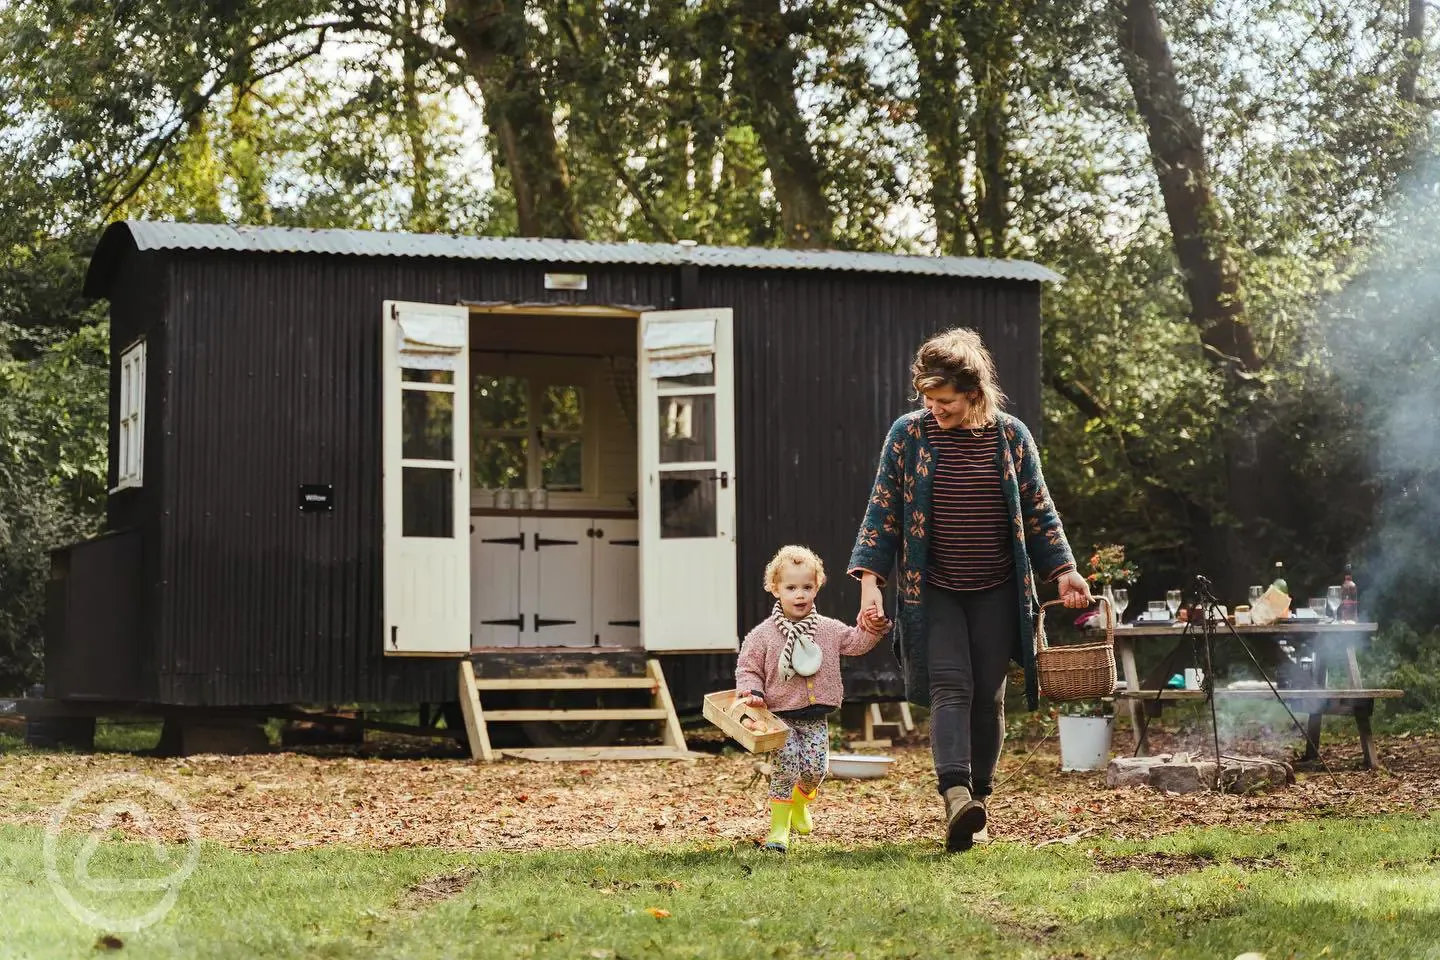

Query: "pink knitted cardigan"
<box><xmin>734</xmin><ymin>614</ymin><xmax>884</xmax><ymax>713</ymax></box>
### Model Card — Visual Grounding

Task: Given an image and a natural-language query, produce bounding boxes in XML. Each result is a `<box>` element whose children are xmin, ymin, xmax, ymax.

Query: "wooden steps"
<box><xmin>457</xmin><ymin>658</ymin><xmax>691</xmax><ymax>762</ymax></box>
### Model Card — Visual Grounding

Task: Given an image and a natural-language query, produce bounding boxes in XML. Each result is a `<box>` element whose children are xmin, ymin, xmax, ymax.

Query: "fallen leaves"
<box><xmin>643</xmin><ymin>907</ymin><xmax>671</xmax><ymax>919</ymax></box>
<box><xmin>1</xmin><ymin>730</ymin><xmax>1436</xmax><ymax>854</ymax></box>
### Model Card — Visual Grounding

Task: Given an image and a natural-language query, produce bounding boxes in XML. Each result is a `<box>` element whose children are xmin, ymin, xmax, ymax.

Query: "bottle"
<box><xmin>1270</xmin><ymin>561</ymin><xmax>1288</xmax><ymax>595</ymax></box>
<box><xmin>1339</xmin><ymin>564</ymin><xmax>1359</xmax><ymax>623</ymax></box>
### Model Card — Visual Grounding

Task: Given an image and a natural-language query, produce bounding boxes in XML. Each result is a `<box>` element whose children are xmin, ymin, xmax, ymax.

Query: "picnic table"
<box><xmin>1100</xmin><ymin>621</ymin><xmax>1402</xmax><ymax>769</ymax></box>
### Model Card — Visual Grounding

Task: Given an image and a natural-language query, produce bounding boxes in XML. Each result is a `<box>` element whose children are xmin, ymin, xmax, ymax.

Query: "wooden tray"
<box><xmin>702</xmin><ymin>690</ymin><xmax>790</xmax><ymax>753</ymax></box>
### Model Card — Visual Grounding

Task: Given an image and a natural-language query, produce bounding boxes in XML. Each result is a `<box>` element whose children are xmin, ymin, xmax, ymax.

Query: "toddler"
<box><xmin>735</xmin><ymin>545</ymin><xmax>890</xmax><ymax>853</ymax></box>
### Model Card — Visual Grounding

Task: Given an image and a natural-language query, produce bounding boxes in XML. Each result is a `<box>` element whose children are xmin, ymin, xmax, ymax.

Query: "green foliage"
<box><xmin>0</xmin><ymin>322</ymin><xmax>108</xmax><ymax>694</ymax></box>
<box><xmin>1363</xmin><ymin>624</ymin><xmax>1440</xmax><ymax>727</ymax></box>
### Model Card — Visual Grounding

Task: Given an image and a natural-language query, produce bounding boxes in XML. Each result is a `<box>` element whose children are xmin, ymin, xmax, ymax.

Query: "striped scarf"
<box><xmin>773</xmin><ymin>602</ymin><xmax>822</xmax><ymax>682</ymax></box>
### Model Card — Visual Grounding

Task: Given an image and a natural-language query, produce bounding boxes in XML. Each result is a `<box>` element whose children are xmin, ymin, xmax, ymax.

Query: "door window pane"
<box><xmin>402</xmin><ymin>389</ymin><xmax>454</xmax><ymax>461</ymax></box>
<box><xmin>403</xmin><ymin>369</ymin><xmax>454</xmax><ymax>384</ymax></box>
<box><xmin>658</xmin><ymin>394</ymin><xmax>715</xmax><ymax>463</ymax></box>
<box><xmin>474</xmin><ymin>437</ymin><xmax>529</xmax><ymax>489</ymax></box>
<box><xmin>403</xmin><ymin>467</ymin><xmax>454</xmax><ymax>537</ymax></box>
<box><xmin>474</xmin><ymin>375</ymin><xmax>528</xmax><ymax>429</ymax></box>
<box><xmin>659</xmin><ymin>371</ymin><xmax>715</xmax><ymax>388</ymax></box>
<box><xmin>659</xmin><ymin>469</ymin><xmax>717</xmax><ymax>539</ymax></box>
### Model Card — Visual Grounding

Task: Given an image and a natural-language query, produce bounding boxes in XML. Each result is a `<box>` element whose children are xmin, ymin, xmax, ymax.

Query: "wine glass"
<box><xmin>1309</xmin><ymin>597</ymin><xmax>1328</xmax><ymax>622</ymax></box>
<box><xmin>1166</xmin><ymin>589</ymin><xmax>1182</xmax><ymax>619</ymax></box>
<box><xmin>1112</xmin><ymin>588</ymin><xmax>1129</xmax><ymax>627</ymax></box>
<box><xmin>1326</xmin><ymin>585</ymin><xmax>1342</xmax><ymax>621</ymax></box>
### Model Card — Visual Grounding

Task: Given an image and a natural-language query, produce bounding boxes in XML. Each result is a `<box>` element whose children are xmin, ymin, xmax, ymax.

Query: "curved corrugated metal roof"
<box><xmin>84</xmin><ymin>220</ymin><xmax>1062</xmax><ymax>296</ymax></box>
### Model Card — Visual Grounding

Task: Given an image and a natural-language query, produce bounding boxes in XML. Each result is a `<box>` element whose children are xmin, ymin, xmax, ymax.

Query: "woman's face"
<box><xmin>923</xmin><ymin>385</ymin><xmax>977</xmax><ymax>430</ymax></box>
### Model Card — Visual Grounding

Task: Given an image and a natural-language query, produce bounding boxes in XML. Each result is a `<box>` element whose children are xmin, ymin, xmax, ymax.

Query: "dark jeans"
<box><xmin>925</xmin><ymin>578</ymin><xmax>1019</xmax><ymax>798</ymax></box>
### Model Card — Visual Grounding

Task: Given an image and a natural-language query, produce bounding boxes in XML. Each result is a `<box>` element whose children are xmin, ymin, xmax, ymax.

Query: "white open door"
<box><xmin>637</xmin><ymin>308</ymin><xmax>738</xmax><ymax>652</ymax></box>
<box><xmin>382</xmin><ymin>300</ymin><xmax>471</xmax><ymax>654</ymax></box>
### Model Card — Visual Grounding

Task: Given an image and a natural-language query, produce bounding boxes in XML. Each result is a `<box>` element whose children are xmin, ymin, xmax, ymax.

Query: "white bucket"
<box><xmin>1058</xmin><ymin>715</ymin><xmax>1113</xmax><ymax>772</ymax></box>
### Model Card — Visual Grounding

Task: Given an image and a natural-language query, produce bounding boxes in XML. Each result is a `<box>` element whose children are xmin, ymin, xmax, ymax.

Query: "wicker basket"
<box><xmin>1034</xmin><ymin>595</ymin><xmax>1117</xmax><ymax>702</ymax></box>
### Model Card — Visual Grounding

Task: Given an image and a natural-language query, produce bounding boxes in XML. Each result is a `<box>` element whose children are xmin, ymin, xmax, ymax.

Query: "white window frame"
<box><xmin>115</xmin><ymin>338</ymin><xmax>146</xmax><ymax>491</ymax></box>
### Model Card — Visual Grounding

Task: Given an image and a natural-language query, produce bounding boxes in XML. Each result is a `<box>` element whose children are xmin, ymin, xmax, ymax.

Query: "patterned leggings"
<box><xmin>769</xmin><ymin>718</ymin><xmax>829</xmax><ymax>800</ymax></box>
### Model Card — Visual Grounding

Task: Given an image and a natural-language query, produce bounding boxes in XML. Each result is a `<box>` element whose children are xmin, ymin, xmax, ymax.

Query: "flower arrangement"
<box><xmin>1085</xmin><ymin>544</ymin><xmax>1138</xmax><ymax>587</ymax></box>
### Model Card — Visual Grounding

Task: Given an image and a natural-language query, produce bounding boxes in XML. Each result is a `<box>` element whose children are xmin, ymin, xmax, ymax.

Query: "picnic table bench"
<box><xmin>1100</xmin><ymin>621</ymin><xmax>1402</xmax><ymax>769</ymax></box>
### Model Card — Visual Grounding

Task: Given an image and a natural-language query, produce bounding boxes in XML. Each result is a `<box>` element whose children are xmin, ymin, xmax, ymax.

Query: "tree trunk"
<box><xmin>729</xmin><ymin>0</ymin><xmax>833</xmax><ymax>248</ymax></box>
<box><xmin>901</xmin><ymin>2</ymin><xmax>970</xmax><ymax>255</ymax></box>
<box><xmin>401</xmin><ymin>0</ymin><xmax>435</xmax><ymax>232</ymax></box>
<box><xmin>1114</xmin><ymin>0</ymin><xmax>1259</xmax><ymax>374</ymax></box>
<box><xmin>959</xmin><ymin>14</ymin><xmax>1015</xmax><ymax>258</ymax></box>
<box><xmin>445</xmin><ymin>0</ymin><xmax>584</xmax><ymax>239</ymax></box>
<box><xmin>227</xmin><ymin>54</ymin><xmax>270</xmax><ymax>224</ymax></box>
<box><xmin>1399</xmin><ymin>0</ymin><xmax>1426</xmax><ymax>106</ymax></box>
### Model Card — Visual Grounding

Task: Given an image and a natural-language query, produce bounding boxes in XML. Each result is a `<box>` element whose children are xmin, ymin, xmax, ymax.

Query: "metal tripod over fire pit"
<box><xmin>1171</xmin><ymin>574</ymin><xmax>1337</xmax><ymax>791</ymax></box>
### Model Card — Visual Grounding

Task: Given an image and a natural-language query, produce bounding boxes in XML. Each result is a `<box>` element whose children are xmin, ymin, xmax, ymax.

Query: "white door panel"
<box><xmin>593</xmin><ymin>519</ymin><xmax>640</xmax><ymax>647</ymax></box>
<box><xmin>382</xmin><ymin>300</ymin><xmax>470</xmax><ymax>654</ymax></box>
<box><xmin>638</xmin><ymin>309</ymin><xmax>738</xmax><ymax>652</ymax></box>
<box><xmin>471</xmin><ymin>516</ymin><xmax>523</xmax><ymax>646</ymax></box>
<box><xmin>527</xmin><ymin>517</ymin><xmax>593</xmax><ymax>647</ymax></box>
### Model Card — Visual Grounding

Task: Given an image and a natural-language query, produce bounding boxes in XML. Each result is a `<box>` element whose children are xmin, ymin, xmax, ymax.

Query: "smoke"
<box><xmin>1318</xmin><ymin>157</ymin><xmax>1440</xmax><ymax>629</ymax></box>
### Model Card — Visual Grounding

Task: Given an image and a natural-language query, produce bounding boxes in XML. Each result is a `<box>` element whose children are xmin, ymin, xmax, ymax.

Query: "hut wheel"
<box><xmin>519</xmin><ymin>691</ymin><xmax>624</xmax><ymax>748</ymax></box>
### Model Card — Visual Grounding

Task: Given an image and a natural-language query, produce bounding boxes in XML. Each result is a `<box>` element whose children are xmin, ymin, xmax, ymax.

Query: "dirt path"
<box><xmin>2</xmin><ymin>731</ymin><xmax>1436</xmax><ymax>852</ymax></box>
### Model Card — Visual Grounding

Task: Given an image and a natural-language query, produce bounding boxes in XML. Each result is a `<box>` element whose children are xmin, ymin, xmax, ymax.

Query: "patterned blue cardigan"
<box><xmin>848</xmin><ymin>410</ymin><xmax>1077</xmax><ymax>711</ymax></box>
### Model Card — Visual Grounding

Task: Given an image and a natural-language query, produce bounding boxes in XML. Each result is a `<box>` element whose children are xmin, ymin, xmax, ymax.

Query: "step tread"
<box><xmin>482</xmin><ymin>708</ymin><xmax>668</xmax><ymax>722</ymax></box>
<box><xmin>469</xmin><ymin>677</ymin><xmax>656</xmax><ymax>691</ymax></box>
<box><xmin>500</xmin><ymin>746</ymin><xmax>706</xmax><ymax>762</ymax></box>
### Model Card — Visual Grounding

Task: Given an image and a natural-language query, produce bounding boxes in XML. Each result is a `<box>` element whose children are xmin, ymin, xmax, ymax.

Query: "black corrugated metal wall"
<box><xmin>64</xmin><ymin>244</ymin><xmax>1042</xmax><ymax>712</ymax></box>
<box><xmin>698</xmin><ymin>269</ymin><xmax>1042</xmax><ymax>697</ymax></box>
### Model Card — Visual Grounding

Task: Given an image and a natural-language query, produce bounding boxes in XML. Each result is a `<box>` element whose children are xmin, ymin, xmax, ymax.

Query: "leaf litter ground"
<box><xmin>1</xmin><ymin>725</ymin><xmax>1435</xmax><ymax>853</ymax></box>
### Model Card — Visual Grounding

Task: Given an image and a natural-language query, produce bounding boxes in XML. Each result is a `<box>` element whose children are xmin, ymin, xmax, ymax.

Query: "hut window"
<box><xmin>116</xmin><ymin>338</ymin><xmax>146</xmax><ymax>490</ymax></box>
<box><xmin>473</xmin><ymin>374</ymin><xmax>530</xmax><ymax>490</ymax></box>
<box><xmin>540</xmin><ymin>385</ymin><xmax>584</xmax><ymax>491</ymax></box>
<box><xmin>472</xmin><ymin>358</ymin><xmax>594</xmax><ymax>496</ymax></box>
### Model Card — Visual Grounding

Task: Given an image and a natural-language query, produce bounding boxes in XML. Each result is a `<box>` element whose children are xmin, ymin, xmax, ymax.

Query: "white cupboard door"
<box><xmin>592</xmin><ymin>519</ymin><xmax>640</xmax><ymax>647</ymax></box>
<box><xmin>636</xmin><ymin>309</ymin><xmax>738</xmax><ymax>652</ymax></box>
<box><xmin>525</xmin><ymin>517</ymin><xmax>593</xmax><ymax>647</ymax></box>
<box><xmin>382</xmin><ymin>300</ymin><xmax>471</xmax><ymax>654</ymax></box>
<box><xmin>470</xmin><ymin>516</ymin><xmax>524</xmax><ymax>646</ymax></box>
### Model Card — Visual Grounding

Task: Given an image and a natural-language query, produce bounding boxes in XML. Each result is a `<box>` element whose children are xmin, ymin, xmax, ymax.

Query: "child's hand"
<box><xmin>738</xmin><ymin>690</ymin><xmax>765</xmax><ymax>708</ymax></box>
<box><xmin>859</xmin><ymin>607</ymin><xmax>891</xmax><ymax>634</ymax></box>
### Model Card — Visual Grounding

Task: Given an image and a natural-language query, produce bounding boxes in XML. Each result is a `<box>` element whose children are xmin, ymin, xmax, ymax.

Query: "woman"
<box><xmin>848</xmin><ymin>327</ymin><xmax>1091</xmax><ymax>853</ymax></box>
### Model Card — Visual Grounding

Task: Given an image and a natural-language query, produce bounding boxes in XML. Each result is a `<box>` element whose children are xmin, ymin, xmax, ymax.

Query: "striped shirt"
<box><xmin>923</xmin><ymin>413</ymin><xmax>1014</xmax><ymax>592</ymax></box>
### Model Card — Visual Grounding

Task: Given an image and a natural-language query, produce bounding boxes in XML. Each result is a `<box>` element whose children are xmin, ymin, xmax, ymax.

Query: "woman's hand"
<box><xmin>1058</xmin><ymin>570</ymin><xmax>1094</xmax><ymax>609</ymax></box>
<box><xmin>738</xmin><ymin>690</ymin><xmax>765</xmax><ymax>708</ymax></box>
<box><xmin>859</xmin><ymin>574</ymin><xmax>885</xmax><ymax>620</ymax></box>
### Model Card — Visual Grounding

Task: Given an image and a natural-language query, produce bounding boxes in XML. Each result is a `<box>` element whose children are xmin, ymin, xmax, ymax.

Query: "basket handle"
<box><xmin>1034</xmin><ymin>594</ymin><xmax>1113</xmax><ymax>655</ymax></box>
<box><xmin>723</xmin><ymin>694</ymin><xmax>752</xmax><ymax>720</ymax></box>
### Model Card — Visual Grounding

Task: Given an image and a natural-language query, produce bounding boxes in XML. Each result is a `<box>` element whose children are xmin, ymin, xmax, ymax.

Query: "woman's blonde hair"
<box><xmin>910</xmin><ymin>326</ymin><xmax>1007</xmax><ymax>427</ymax></box>
<box><xmin>763</xmin><ymin>545</ymin><xmax>827</xmax><ymax>592</ymax></box>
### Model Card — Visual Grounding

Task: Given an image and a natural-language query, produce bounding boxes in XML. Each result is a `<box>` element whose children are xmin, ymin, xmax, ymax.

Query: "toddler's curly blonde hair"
<box><xmin>763</xmin><ymin>545</ymin><xmax>826</xmax><ymax>593</ymax></box>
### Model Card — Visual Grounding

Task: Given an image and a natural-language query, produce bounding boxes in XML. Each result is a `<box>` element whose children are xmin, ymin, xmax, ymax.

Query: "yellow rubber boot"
<box><xmin>763</xmin><ymin>800</ymin><xmax>792</xmax><ymax>852</ymax></box>
<box><xmin>791</xmin><ymin>785</ymin><xmax>817</xmax><ymax>835</ymax></box>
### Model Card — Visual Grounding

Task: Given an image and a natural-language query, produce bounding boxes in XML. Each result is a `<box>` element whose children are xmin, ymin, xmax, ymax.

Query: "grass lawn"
<box><xmin>2</xmin><ymin>814</ymin><xmax>1438</xmax><ymax>960</ymax></box>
